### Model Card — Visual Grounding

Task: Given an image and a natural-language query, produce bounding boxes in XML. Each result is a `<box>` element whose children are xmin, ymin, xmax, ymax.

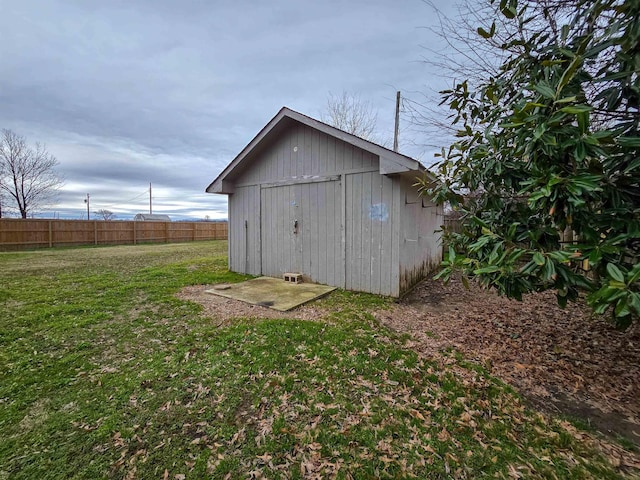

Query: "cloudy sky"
<box><xmin>1</xmin><ymin>0</ymin><xmax>457</xmax><ymax>220</ymax></box>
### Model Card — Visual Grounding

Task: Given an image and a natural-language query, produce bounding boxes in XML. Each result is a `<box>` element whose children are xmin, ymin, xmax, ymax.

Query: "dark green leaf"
<box><xmin>554</xmin><ymin>96</ymin><xmax>578</xmax><ymax>104</ymax></box>
<box><xmin>628</xmin><ymin>264</ymin><xmax>640</xmax><ymax>284</ymax></box>
<box><xmin>560</xmin><ymin>105</ymin><xmax>592</xmax><ymax>114</ymax></box>
<box><xmin>607</xmin><ymin>263</ymin><xmax>625</xmax><ymax>283</ymax></box>
<box><xmin>533</xmin><ymin>252</ymin><xmax>545</xmax><ymax>266</ymax></box>
<box><xmin>557</xmin><ymin>292</ymin><xmax>568</xmax><ymax>308</ymax></box>
<box><xmin>474</xmin><ymin>265</ymin><xmax>500</xmax><ymax>274</ymax></box>
<box><xmin>629</xmin><ymin>293</ymin><xmax>640</xmax><ymax>315</ymax></box>
<box><xmin>478</xmin><ymin>27</ymin><xmax>493</xmax><ymax>39</ymax></box>
<box><xmin>534</xmin><ymin>83</ymin><xmax>556</xmax><ymax>99</ymax></box>
<box><xmin>556</xmin><ymin>56</ymin><xmax>582</xmax><ymax>94</ymax></box>
<box><xmin>617</xmin><ymin>137</ymin><xmax>640</xmax><ymax>147</ymax></box>
<box><xmin>542</xmin><ymin>260</ymin><xmax>557</xmax><ymax>281</ymax></box>
<box><xmin>615</xmin><ymin>298</ymin><xmax>631</xmax><ymax>318</ymax></box>
<box><xmin>577</xmin><ymin>111</ymin><xmax>589</xmax><ymax>134</ymax></box>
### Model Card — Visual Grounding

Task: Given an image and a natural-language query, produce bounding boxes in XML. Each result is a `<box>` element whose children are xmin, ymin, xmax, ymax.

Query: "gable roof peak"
<box><xmin>206</xmin><ymin>106</ymin><xmax>426</xmax><ymax>195</ymax></box>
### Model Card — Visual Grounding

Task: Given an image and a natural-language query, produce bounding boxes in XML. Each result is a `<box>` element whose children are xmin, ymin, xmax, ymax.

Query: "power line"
<box><xmin>90</xmin><ymin>188</ymin><xmax>151</xmax><ymax>210</ymax></box>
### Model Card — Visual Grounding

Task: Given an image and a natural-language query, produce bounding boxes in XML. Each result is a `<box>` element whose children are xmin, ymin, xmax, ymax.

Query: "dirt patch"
<box><xmin>179</xmin><ymin>278</ymin><xmax>640</xmax><ymax>445</ymax></box>
<box><xmin>378</xmin><ymin>275</ymin><xmax>640</xmax><ymax>445</ymax></box>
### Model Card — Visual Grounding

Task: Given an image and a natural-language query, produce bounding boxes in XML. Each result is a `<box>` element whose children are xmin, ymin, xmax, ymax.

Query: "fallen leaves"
<box><xmin>377</xmin><ymin>274</ymin><xmax>640</xmax><ymax>443</ymax></box>
<box><xmin>148</xmin><ymin>289</ymin><xmax>640</xmax><ymax>479</ymax></box>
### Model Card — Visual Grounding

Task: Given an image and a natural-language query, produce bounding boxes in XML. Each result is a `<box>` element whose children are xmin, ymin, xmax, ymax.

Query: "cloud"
<box><xmin>0</xmin><ymin>0</ymin><xmax>455</xmax><ymax>219</ymax></box>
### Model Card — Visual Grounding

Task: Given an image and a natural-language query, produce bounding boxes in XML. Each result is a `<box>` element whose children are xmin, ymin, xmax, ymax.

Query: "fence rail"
<box><xmin>442</xmin><ymin>215</ymin><xmax>462</xmax><ymax>234</ymax></box>
<box><xmin>0</xmin><ymin>219</ymin><xmax>228</xmax><ymax>251</ymax></box>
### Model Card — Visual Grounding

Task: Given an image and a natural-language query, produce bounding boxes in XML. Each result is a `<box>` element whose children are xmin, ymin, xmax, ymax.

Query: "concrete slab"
<box><xmin>205</xmin><ymin>276</ymin><xmax>336</xmax><ymax>311</ymax></box>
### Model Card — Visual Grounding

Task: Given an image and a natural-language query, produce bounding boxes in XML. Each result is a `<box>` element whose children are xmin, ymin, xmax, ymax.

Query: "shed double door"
<box><xmin>260</xmin><ymin>179</ymin><xmax>343</xmax><ymax>287</ymax></box>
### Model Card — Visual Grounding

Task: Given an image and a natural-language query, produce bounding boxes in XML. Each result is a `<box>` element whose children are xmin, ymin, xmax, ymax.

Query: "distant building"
<box><xmin>134</xmin><ymin>214</ymin><xmax>171</xmax><ymax>222</ymax></box>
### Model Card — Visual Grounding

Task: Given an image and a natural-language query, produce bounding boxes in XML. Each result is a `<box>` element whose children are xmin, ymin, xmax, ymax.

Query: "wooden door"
<box><xmin>260</xmin><ymin>180</ymin><xmax>343</xmax><ymax>286</ymax></box>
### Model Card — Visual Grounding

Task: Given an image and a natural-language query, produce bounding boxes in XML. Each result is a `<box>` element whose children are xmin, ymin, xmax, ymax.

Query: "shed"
<box><xmin>134</xmin><ymin>214</ymin><xmax>171</xmax><ymax>222</ymax></box>
<box><xmin>206</xmin><ymin>107</ymin><xmax>442</xmax><ymax>297</ymax></box>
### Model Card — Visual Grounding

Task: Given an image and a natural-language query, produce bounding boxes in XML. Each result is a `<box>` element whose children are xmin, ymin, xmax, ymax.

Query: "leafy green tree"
<box><xmin>422</xmin><ymin>0</ymin><xmax>640</xmax><ymax>326</ymax></box>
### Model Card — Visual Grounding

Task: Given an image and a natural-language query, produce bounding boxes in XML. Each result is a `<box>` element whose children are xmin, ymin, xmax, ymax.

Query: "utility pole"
<box><xmin>84</xmin><ymin>193</ymin><xmax>90</xmax><ymax>220</ymax></box>
<box><xmin>149</xmin><ymin>182</ymin><xmax>152</xmax><ymax>214</ymax></box>
<box><xmin>393</xmin><ymin>91</ymin><xmax>401</xmax><ymax>153</ymax></box>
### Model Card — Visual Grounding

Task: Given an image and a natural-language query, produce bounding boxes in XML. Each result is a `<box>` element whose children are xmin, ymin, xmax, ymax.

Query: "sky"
<box><xmin>0</xmin><ymin>0</ymin><xmax>458</xmax><ymax>220</ymax></box>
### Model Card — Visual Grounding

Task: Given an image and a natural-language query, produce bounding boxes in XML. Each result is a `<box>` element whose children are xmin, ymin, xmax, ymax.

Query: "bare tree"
<box><xmin>405</xmin><ymin>0</ymin><xmax>582</xmax><ymax>150</ymax></box>
<box><xmin>94</xmin><ymin>209</ymin><xmax>116</xmax><ymax>221</ymax></box>
<box><xmin>0</xmin><ymin>129</ymin><xmax>63</xmax><ymax>218</ymax></box>
<box><xmin>322</xmin><ymin>91</ymin><xmax>379</xmax><ymax>142</ymax></box>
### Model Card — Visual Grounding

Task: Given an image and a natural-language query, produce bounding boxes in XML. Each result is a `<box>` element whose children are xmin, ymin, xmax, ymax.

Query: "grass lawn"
<box><xmin>0</xmin><ymin>241</ymin><xmax>632</xmax><ymax>479</ymax></box>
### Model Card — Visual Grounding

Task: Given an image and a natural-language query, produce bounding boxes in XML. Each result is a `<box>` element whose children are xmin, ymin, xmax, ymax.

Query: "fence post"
<box><xmin>133</xmin><ymin>221</ymin><xmax>137</xmax><ymax>245</ymax></box>
<box><xmin>48</xmin><ymin>220</ymin><xmax>53</xmax><ymax>248</ymax></box>
<box><xmin>94</xmin><ymin>220</ymin><xmax>98</xmax><ymax>245</ymax></box>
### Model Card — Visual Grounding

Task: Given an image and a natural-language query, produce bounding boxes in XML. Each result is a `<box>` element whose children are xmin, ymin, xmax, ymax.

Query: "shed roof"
<box><xmin>134</xmin><ymin>213</ymin><xmax>171</xmax><ymax>221</ymax></box>
<box><xmin>206</xmin><ymin>107</ymin><xmax>428</xmax><ymax>195</ymax></box>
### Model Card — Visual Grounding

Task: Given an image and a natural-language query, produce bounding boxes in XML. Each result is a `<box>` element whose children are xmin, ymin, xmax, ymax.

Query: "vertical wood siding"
<box><xmin>260</xmin><ymin>180</ymin><xmax>342</xmax><ymax>286</ymax></box>
<box><xmin>260</xmin><ymin>184</ymin><xmax>296</xmax><ymax>276</ymax></box>
<box><xmin>233</xmin><ymin>123</ymin><xmax>377</xmax><ymax>186</ymax></box>
<box><xmin>229</xmin><ymin>123</ymin><xmax>378</xmax><ymax>282</ymax></box>
<box><xmin>398</xmin><ymin>176</ymin><xmax>443</xmax><ymax>294</ymax></box>
<box><xmin>226</xmin><ymin>121</ymin><xmax>440</xmax><ymax>296</ymax></box>
<box><xmin>228</xmin><ymin>186</ymin><xmax>260</xmax><ymax>275</ymax></box>
<box><xmin>345</xmin><ymin>172</ymin><xmax>398</xmax><ymax>296</ymax></box>
<box><xmin>0</xmin><ymin>219</ymin><xmax>227</xmax><ymax>251</ymax></box>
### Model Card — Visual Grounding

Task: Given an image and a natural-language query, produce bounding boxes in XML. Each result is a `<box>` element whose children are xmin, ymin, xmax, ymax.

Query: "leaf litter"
<box><xmin>378</xmin><ymin>274</ymin><xmax>640</xmax><ymax>468</ymax></box>
<box><xmin>377</xmin><ymin>275</ymin><xmax>639</xmax><ymax>435</ymax></box>
<box><xmin>178</xmin><ymin>281</ymin><xmax>640</xmax><ymax>477</ymax></box>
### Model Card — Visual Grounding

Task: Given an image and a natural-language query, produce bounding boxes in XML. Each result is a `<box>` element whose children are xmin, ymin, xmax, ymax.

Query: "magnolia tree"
<box><xmin>421</xmin><ymin>0</ymin><xmax>640</xmax><ymax>326</ymax></box>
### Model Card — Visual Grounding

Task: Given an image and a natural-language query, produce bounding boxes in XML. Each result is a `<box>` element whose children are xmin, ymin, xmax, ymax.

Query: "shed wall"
<box><xmin>233</xmin><ymin>123</ymin><xmax>378</xmax><ymax>186</ymax></box>
<box><xmin>225</xmin><ymin>122</ymin><xmax>440</xmax><ymax>297</ymax></box>
<box><xmin>228</xmin><ymin>123</ymin><xmax>381</xmax><ymax>282</ymax></box>
<box><xmin>260</xmin><ymin>180</ymin><xmax>343</xmax><ymax>286</ymax></box>
<box><xmin>344</xmin><ymin>172</ymin><xmax>400</xmax><ymax>296</ymax></box>
<box><xmin>398</xmin><ymin>176</ymin><xmax>443</xmax><ymax>294</ymax></box>
<box><xmin>228</xmin><ymin>185</ymin><xmax>261</xmax><ymax>275</ymax></box>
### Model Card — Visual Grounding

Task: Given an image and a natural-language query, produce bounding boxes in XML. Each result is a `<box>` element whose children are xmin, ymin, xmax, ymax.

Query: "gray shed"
<box><xmin>206</xmin><ymin>107</ymin><xmax>442</xmax><ymax>297</ymax></box>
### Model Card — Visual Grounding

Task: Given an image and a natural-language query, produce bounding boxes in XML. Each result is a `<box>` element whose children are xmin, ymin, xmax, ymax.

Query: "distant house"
<box><xmin>206</xmin><ymin>107</ymin><xmax>442</xmax><ymax>297</ymax></box>
<box><xmin>134</xmin><ymin>214</ymin><xmax>171</xmax><ymax>222</ymax></box>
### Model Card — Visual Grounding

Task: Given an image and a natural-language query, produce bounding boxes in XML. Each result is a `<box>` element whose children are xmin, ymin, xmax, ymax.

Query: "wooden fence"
<box><xmin>442</xmin><ymin>215</ymin><xmax>462</xmax><ymax>235</ymax></box>
<box><xmin>439</xmin><ymin>216</ymin><xmax>586</xmax><ymax>266</ymax></box>
<box><xmin>0</xmin><ymin>219</ymin><xmax>228</xmax><ymax>251</ymax></box>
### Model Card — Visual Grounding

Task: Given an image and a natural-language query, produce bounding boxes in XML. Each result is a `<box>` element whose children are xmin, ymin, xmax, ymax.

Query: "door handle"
<box><xmin>293</xmin><ymin>219</ymin><xmax>298</xmax><ymax>234</ymax></box>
